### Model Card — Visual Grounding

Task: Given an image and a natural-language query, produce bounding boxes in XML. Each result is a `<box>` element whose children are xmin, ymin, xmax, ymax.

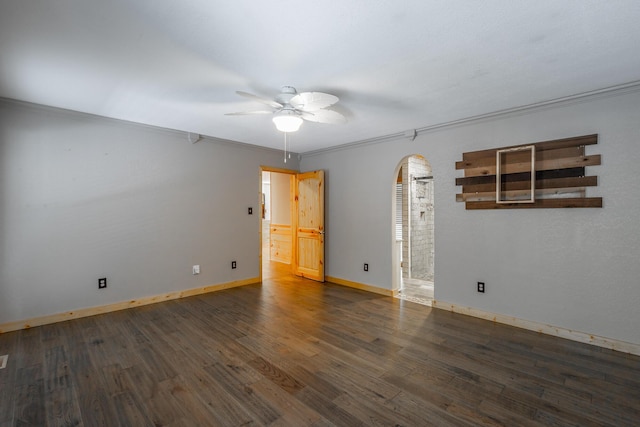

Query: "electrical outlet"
<box><xmin>192</xmin><ymin>265</ymin><xmax>200</xmax><ymax>275</ymax></box>
<box><xmin>477</xmin><ymin>282</ymin><xmax>485</xmax><ymax>293</ymax></box>
<box><xmin>231</xmin><ymin>261</ymin><xmax>237</xmax><ymax>269</ymax></box>
<box><xmin>364</xmin><ymin>263</ymin><xmax>369</xmax><ymax>272</ymax></box>
<box><xmin>98</xmin><ymin>278</ymin><xmax>107</xmax><ymax>289</ymax></box>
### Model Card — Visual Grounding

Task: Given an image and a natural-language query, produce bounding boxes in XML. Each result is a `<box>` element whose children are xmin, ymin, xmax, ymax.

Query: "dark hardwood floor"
<box><xmin>1</xmin><ymin>261</ymin><xmax>639</xmax><ymax>426</ymax></box>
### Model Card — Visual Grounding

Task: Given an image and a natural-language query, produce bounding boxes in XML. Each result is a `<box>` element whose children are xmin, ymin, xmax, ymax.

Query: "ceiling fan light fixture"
<box><xmin>272</xmin><ymin>110</ymin><xmax>303</xmax><ymax>132</ymax></box>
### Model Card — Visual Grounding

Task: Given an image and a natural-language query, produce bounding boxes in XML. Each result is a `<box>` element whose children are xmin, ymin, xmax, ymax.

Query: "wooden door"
<box><xmin>294</xmin><ymin>170</ymin><xmax>324</xmax><ymax>282</ymax></box>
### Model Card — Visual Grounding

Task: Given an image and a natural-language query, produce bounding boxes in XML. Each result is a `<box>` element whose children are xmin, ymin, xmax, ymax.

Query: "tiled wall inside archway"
<box><xmin>401</xmin><ymin>156</ymin><xmax>434</xmax><ymax>281</ymax></box>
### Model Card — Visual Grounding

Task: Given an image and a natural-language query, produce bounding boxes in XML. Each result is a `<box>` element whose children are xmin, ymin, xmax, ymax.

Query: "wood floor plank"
<box><xmin>250</xmin><ymin>377</ymin><xmax>325</xmax><ymax>426</ymax></box>
<box><xmin>137</xmin><ymin>345</ymin><xmax>178</xmax><ymax>382</ymax></box>
<box><xmin>0</xmin><ymin>330</ymin><xmax>18</xmax><ymax>426</ymax></box>
<box><xmin>73</xmin><ymin>380</ymin><xmax>115</xmax><ymax>425</ymax></box>
<box><xmin>475</xmin><ymin>398</ymin><xmax>541</xmax><ymax>427</ymax></box>
<box><xmin>247</xmin><ymin>356</ymin><xmax>305</xmax><ymax>394</ymax></box>
<box><xmin>384</xmin><ymin>390</ymin><xmax>471</xmax><ymax>426</ymax></box>
<box><xmin>293</xmin><ymin>387</ymin><xmax>363</xmax><ymax>426</ymax></box>
<box><xmin>332</xmin><ymin>390</ymin><xmax>417</xmax><ymax>426</ymax></box>
<box><xmin>13</xmin><ymin>367</ymin><xmax>46</xmax><ymax>426</ymax></box>
<box><xmin>382</xmin><ymin>371</ymin><xmax>484</xmax><ymax>424</ymax></box>
<box><xmin>112</xmin><ymin>390</ymin><xmax>155</xmax><ymax>426</ymax></box>
<box><xmin>136</xmin><ymin>385</ymin><xmax>187</xmax><ymax>427</ymax></box>
<box><xmin>155</xmin><ymin>347</ymin><xmax>257</xmax><ymax>427</ymax></box>
<box><xmin>203</xmin><ymin>361</ymin><xmax>281</xmax><ymax>425</ymax></box>
<box><xmin>501</xmin><ymin>385</ymin><xmax>611</xmax><ymax>427</ymax></box>
<box><xmin>0</xmin><ymin>377</ymin><xmax>16</xmax><ymax>426</ymax></box>
<box><xmin>1</xmin><ymin>260</ymin><xmax>639</xmax><ymax>426</ymax></box>
<box><xmin>43</xmin><ymin>345</ymin><xmax>83</xmax><ymax>427</ymax></box>
<box><xmin>14</xmin><ymin>328</ymin><xmax>42</xmax><ymax>370</ymax></box>
<box><xmin>287</xmin><ymin>364</ymin><xmax>343</xmax><ymax>400</ymax></box>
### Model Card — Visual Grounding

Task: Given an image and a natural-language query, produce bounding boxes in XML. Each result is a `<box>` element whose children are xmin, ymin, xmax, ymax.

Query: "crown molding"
<box><xmin>0</xmin><ymin>97</ymin><xmax>293</xmax><ymax>157</ymax></box>
<box><xmin>301</xmin><ymin>79</ymin><xmax>640</xmax><ymax>158</ymax></box>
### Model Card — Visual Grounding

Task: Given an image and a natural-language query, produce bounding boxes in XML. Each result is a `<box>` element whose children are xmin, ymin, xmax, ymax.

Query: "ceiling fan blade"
<box><xmin>236</xmin><ymin>91</ymin><xmax>282</xmax><ymax>109</ymax></box>
<box><xmin>225</xmin><ymin>110</ymin><xmax>273</xmax><ymax>115</ymax></box>
<box><xmin>300</xmin><ymin>109</ymin><xmax>346</xmax><ymax>124</ymax></box>
<box><xmin>290</xmin><ymin>92</ymin><xmax>339</xmax><ymax>111</ymax></box>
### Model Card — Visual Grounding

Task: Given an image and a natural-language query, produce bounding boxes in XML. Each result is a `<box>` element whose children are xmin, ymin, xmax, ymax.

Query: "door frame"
<box><xmin>391</xmin><ymin>161</ymin><xmax>404</xmax><ymax>293</ymax></box>
<box><xmin>259</xmin><ymin>166</ymin><xmax>298</xmax><ymax>283</ymax></box>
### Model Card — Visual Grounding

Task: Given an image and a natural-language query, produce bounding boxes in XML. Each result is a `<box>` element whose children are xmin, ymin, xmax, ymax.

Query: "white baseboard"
<box><xmin>432</xmin><ymin>300</ymin><xmax>640</xmax><ymax>356</ymax></box>
<box><xmin>0</xmin><ymin>277</ymin><xmax>260</xmax><ymax>334</ymax></box>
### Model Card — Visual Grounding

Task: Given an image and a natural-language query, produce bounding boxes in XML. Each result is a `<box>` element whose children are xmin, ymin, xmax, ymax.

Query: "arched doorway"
<box><xmin>392</xmin><ymin>155</ymin><xmax>434</xmax><ymax>305</ymax></box>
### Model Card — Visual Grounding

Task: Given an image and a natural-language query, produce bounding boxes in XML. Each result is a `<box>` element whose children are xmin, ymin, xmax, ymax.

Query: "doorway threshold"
<box><xmin>397</xmin><ymin>277</ymin><xmax>433</xmax><ymax>306</ymax></box>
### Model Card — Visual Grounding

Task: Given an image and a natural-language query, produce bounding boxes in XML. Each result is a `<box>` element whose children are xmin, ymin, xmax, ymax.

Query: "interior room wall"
<box><xmin>262</xmin><ymin>172</ymin><xmax>271</xmax><ymax>221</ymax></box>
<box><xmin>300</xmin><ymin>88</ymin><xmax>640</xmax><ymax>347</ymax></box>
<box><xmin>270</xmin><ymin>172</ymin><xmax>291</xmax><ymax>225</ymax></box>
<box><xmin>0</xmin><ymin>99</ymin><xmax>299</xmax><ymax>325</ymax></box>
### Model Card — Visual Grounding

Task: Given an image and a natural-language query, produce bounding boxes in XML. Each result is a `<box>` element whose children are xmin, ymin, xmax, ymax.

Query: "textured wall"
<box><xmin>301</xmin><ymin>88</ymin><xmax>640</xmax><ymax>346</ymax></box>
<box><xmin>0</xmin><ymin>100</ymin><xmax>298</xmax><ymax>324</ymax></box>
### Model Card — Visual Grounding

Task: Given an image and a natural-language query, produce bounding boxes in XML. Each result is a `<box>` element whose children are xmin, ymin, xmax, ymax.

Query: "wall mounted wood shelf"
<box><xmin>456</xmin><ymin>134</ymin><xmax>602</xmax><ymax>209</ymax></box>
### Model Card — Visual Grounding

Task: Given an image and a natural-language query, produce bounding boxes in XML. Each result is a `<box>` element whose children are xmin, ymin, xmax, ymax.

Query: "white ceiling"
<box><xmin>2</xmin><ymin>1</ymin><xmax>640</xmax><ymax>153</ymax></box>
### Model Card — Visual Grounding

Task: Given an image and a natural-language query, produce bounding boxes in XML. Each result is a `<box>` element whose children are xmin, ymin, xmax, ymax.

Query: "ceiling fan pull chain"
<box><xmin>284</xmin><ymin>132</ymin><xmax>288</xmax><ymax>163</ymax></box>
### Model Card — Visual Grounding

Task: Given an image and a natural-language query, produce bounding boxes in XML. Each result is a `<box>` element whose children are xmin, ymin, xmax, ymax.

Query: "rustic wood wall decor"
<box><xmin>456</xmin><ymin>134</ymin><xmax>602</xmax><ymax>209</ymax></box>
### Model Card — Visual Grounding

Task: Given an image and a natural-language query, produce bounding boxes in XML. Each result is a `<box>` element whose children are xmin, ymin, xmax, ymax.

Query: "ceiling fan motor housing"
<box><xmin>275</xmin><ymin>86</ymin><xmax>298</xmax><ymax>105</ymax></box>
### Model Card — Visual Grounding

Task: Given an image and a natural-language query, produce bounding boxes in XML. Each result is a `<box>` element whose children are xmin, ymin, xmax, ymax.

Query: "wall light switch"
<box><xmin>248</xmin><ymin>207</ymin><xmax>253</xmax><ymax>215</ymax></box>
<box><xmin>192</xmin><ymin>265</ymin><xmax>200</xmax><ymax>275</ymax></box>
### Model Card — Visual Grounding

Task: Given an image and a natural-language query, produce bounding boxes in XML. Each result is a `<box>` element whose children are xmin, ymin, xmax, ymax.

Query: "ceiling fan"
<box><xmin>225</xmin><ymin>86</ymin><xmax>346</xmax><ymax>132</ymax></box>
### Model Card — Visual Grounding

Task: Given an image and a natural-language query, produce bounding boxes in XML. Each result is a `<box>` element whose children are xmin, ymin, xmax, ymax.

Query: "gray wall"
<box><xmin>0</xmin><ymin>99</ymin><xmax>298</xmax><ymax>324</ymax></box>
<box><xmin>301</xmin><ymin>88</ymin><xmax>640</xmax><ymax>346</ymax></box>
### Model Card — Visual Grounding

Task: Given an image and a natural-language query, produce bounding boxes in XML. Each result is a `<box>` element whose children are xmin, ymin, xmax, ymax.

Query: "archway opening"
<box><xmin>392</xmin><ymin>154</ymin><xmax>434</xmax><ymax>305</ymax></box>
